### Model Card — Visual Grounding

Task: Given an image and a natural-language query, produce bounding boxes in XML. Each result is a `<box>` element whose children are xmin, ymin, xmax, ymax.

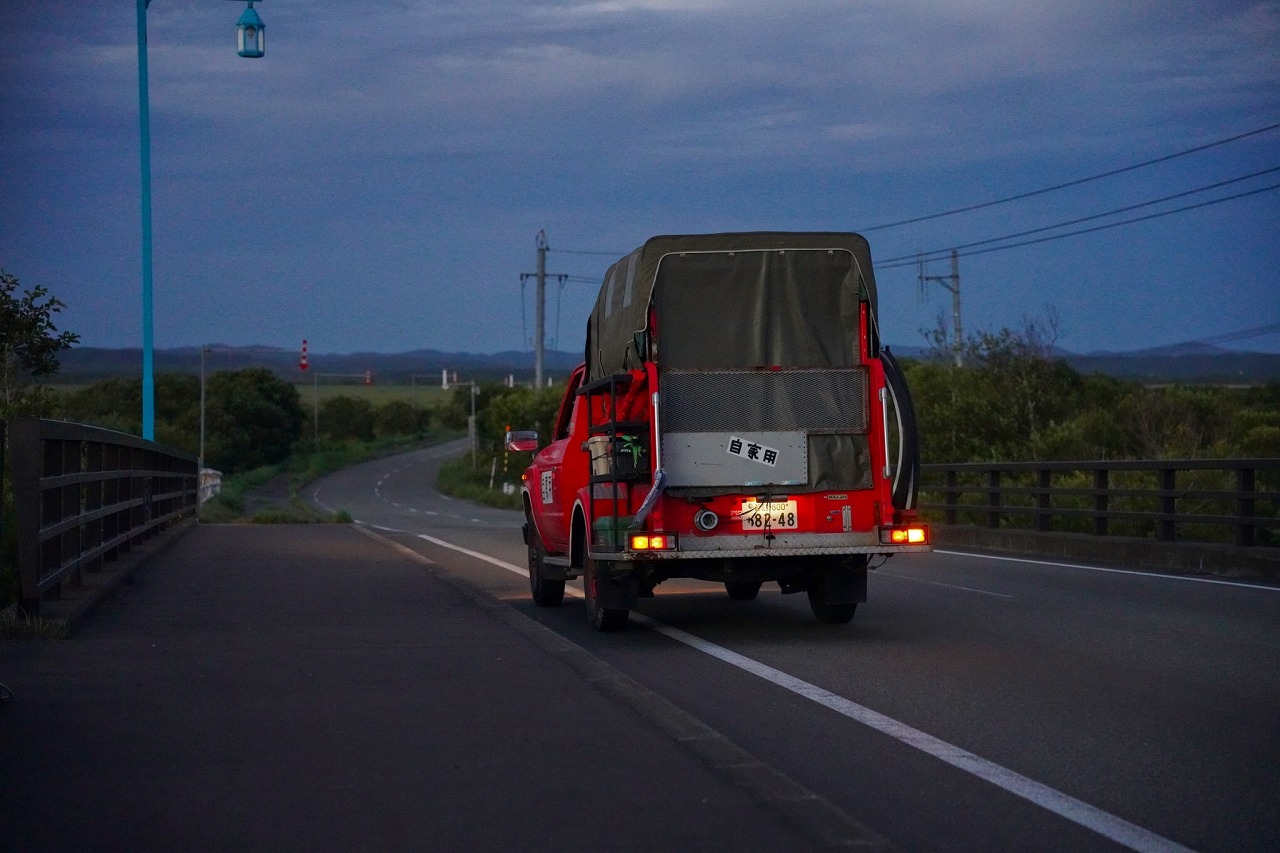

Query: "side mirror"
<box><xmin>505</xmin><ymin>430</ymin><xmax>539</xmax><ymax>453</ymax></box>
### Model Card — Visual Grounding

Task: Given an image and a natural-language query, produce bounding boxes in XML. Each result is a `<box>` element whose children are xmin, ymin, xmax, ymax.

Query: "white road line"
<box><xmin>634</xmin><ymin>615</ymin><xmax>1192</xmax><ymax>853</ymax></box>
<box><xmin>940</xmin><ymin>549</ymin><xmax>1279</xmax><ymax>591</ymax></box>
<box><xmin>411</xmin><ymin>531</ymin><xmax>1193</xmax><ymax>853</ymax></box>
<box><xmin>417</xmin><ymin>535</ymin><xmax>521</xmax><ymax>572</ymax></box>
<box><xmin>876</xmin><ymin>571</ymin><xmax>1014</xmax><ymax>599</ymax></box>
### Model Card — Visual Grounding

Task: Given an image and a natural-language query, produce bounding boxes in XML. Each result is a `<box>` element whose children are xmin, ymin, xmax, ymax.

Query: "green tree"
<box><xmin>481</xmin><ymin>384</ymin><xmax>564</xmax><ymax>449</ymax></box>
<box><xmin>204</xmin><ymin>368</ymin><xmax>304</xmax><ymax>472</ymax></box>
<box><xmin>1115</xmin><ymin>386</ymin><xmax>1226</xmax><ymax>459</ymax></box>
<box><xmin>0</xmin><ymin>270</ymin><xmax>79</xmax><ymax>418</ymax></box>
<box><xmin>910</xmin><ymin>308</ymin><xmax>1091</xmax><ymax>462</ymax></box>
<box><xmin>58</xmin><ymin>374</ymin><xmax>200</xmax><ymax>453</ymax></box>
<box><xmin>438</xmin><ymin>380</ymin><xmax>563</xmax><ymax>456</ymax></box>
<box><xmin>374</xmin><ymin>399</ymin><xmax>430</xmax><ymax>438</ymax></box>
<box><xmin>58</xmin><ymin>377</ymin><xmax>141</xmax><ymax>434</ymax></box>
<box><xmin>319</xmin><ymin>396</ymin><xmax>376</xmax><ymax>442</ymax></box>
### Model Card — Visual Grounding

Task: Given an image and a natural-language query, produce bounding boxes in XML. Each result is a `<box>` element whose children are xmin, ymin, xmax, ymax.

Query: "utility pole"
<box><xmin>521</xmin><ymin>230</ymin><xmax>567</xmax><ymax>389</ymax></box>
<box><xmin>919</xmin><ymin>249</ymin><xmax>963</xmax><ymax>366</ymax></box>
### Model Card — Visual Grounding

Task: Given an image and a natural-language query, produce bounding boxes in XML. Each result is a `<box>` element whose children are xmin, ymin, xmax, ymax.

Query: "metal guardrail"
<box><xmin>10</xmin><ymin>418</ymin><xmax>199</xmax><ymax>616</ymax></box>
<box><xmin>919</xmin><ymin>459</ymin><xmax>1280</xmax><ymax>548</ymax></box>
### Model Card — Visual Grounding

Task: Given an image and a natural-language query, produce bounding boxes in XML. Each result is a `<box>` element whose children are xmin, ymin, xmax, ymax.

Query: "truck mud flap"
<box><xmin>819</xmin><ymin>563</ymin><xmax>868</xmax><ymax>606</ymax></box>
<box><xmin>595</xmin><ymin>563</ymin><xmax>641</xmax><ymax>611</ymax></box>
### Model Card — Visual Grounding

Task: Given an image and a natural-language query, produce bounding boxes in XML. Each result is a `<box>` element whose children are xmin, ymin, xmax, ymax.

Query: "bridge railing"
<box><xmin>9</xmin><ymin>418</ymin><xmax>199</xmax><ymax>616</ymax></box>
<box><xmin>918</xmin><ymin>459</ymin><xmax>1280</xmax><ymax>549</ymax></box>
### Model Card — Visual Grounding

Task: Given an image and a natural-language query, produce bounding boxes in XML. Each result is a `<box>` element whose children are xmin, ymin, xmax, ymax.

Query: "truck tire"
<box><xmin>806</xmin><ymin>556</ymin><xmax>866</xmax><ymax>624</ymax></box>
<box><xmin>584</xmin><ymin>553</ymin><xmax>629</xmax><ymax>632</ymax></box>
<box><xmin>807</xmin><ymin>587</ymin><xmax>856</xmax><ymax>624</ymax></box>
<box><xmin>527</xmin><ymin>524</ymin><xmax>565</xmax><ymax>607</ymax></box>
<box><xmin>725</xmin><ymin>580</ymin><xmax>762</xmax><ymax>601</ymax></box>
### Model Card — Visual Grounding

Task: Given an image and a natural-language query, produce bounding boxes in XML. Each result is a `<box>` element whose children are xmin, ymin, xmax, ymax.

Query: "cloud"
<box><xmin>3</xmin><ymin>0</ymin><xmax>1276</xmax><ymax>354</ymax></box>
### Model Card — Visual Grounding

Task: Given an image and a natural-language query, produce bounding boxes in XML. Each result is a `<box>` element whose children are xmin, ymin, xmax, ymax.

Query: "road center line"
<box><xmin>413</xmin><ymin>532</ymin><xmax>1193</xmax><ymax>853</ymax></box>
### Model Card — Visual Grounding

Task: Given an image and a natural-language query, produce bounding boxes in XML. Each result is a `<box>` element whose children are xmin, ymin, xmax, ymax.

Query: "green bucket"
<box><xmin>593</xmin><ymin>515</ymin><xmax>634</xmax><ymax>548</ymax></box>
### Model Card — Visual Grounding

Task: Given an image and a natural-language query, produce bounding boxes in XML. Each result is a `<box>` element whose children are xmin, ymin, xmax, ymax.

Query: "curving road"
<box><xmin>311</xmin><ymin>439</ymin><xmax>1280</xmax><ymax>852</ymax></box>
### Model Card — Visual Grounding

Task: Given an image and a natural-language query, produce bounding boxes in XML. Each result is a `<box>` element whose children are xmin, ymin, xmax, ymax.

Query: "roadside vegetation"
<box><xmin>52</xmin><ymin>374</ymin><xmax>456</xmax><ymax>524</ymax></box>
<box><xmin>445</xmin><ymin>313</ymin><xmax>1280</xmax><ymax>522</ymax></box>
<box><xmin>432</xmin><ymin>380</ymin><xmax>564</xmax><ymax>510</ymax></box>
<box><xmin>905</xmin><ymin>313</ymin><xmax>1280</xmax><ymax>463</ymax></box>
<box><xmin>0</xmin><ymin>267</ymin><xmax>459</xmax><ymax>608</ymax></box>
<box><xmin>2</xmin><ymin>272</ymin><xmax>1277</xmax><ymax>610</ymax></box>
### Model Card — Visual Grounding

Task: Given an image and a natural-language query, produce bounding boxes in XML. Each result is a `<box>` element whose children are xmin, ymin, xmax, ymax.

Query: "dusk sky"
<box><xmin>2</xmin><ymin>1</ymin><xmax>1278</xmax><ymax>359</ymax></box>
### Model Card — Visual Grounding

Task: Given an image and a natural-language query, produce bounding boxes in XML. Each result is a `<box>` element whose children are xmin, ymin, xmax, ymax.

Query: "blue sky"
<box><xmin>2</xmin><ymin>1</ymin><xmax>1278</xmax><ymax>358</ymax></box>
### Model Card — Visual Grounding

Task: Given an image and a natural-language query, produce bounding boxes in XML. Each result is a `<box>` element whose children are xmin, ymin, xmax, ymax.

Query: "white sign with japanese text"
<box><xmin>726</xmin><ymin>435</ymin><xmax>780</xmax><ymax>467</ymax></box>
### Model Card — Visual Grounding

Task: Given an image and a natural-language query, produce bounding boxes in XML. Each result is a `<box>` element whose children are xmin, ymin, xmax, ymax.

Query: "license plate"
<box><xmin>739</xmin><ymin>499</ymin><xmax>799</xmax><ymax>530</ymax></box>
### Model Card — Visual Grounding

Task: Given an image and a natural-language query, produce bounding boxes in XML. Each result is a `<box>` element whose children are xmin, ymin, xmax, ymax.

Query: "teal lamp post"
<box><xmin>135</xmin><ymin>1</ymin><xmax>266</xmax><ymax>440</ymax></box>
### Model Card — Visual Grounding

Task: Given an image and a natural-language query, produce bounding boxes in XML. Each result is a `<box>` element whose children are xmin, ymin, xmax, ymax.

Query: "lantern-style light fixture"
<box><xmin>234</xmin><ymin>1</ymin><xmax>265</xmax><ymax>58</ymax></box>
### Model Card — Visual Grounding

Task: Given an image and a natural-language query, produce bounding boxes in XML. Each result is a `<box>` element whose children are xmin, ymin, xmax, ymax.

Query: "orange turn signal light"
<box><xmin>882</xmin><ymin>526</ymin><xmax>928</xmax><ymax>545</ymax></box>
<box><xmin>629</xmin><ymin>533</ymin><xmax>678</xmax><ymax>552</ymax></box>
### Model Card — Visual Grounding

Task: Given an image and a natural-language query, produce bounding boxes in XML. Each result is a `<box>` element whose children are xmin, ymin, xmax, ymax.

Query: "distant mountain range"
<box><xmin>52</xmin><ymin>346</ymin><xmax>584</xmax><ymax>385</ymax></box>
<box><xmin>1063</xmin><ymin>345</ymin><xmax>1280</xmax><ymax>384</ymax></box>
<box><xmin>50</xmin><ymin>343</ymin><xmax>1280</xmax><ymax>385</ymax></box>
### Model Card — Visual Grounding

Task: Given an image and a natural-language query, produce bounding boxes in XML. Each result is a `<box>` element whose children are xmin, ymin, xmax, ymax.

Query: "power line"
<box><xmin>878</xmin><ymin>181</ymin><xmax>1280</xmax><ymax>269</ymax></box>
<box><xmin>550</xmin><ymin>248</ymin><xmax>625</xmax><ymax>257</ymax></box>
<box><xmin>862</xmin><ymin>121</ymin><xmax>1280</xmax><ymax>232</ymax></box>
<box><xmin>1193</xmin><ymin>322</ymin><xmax>1280</xmax><ymax>345</ymax></box>
<box><xmin>882</xmin><ymin>166</ymin><xmax>1280</xmax><ymax>266</ymax></box>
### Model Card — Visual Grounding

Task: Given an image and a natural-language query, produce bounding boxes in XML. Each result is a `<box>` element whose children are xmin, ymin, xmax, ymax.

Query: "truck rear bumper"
<box><xmin>592</xmin><ymin>530</ymin><xmax>931</xmax><ymax>561</ymax></box>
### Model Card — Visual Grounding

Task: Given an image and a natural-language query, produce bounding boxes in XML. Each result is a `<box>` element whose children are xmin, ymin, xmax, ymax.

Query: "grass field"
<box><xmin>292</xmin><ymin>382</ymin><xmax>455</xmax><ymax>406</ymax></box>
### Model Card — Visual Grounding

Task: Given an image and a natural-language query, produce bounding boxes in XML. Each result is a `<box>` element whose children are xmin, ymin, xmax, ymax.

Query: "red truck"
<box><xmin>507</xmin><ymin>232</ymin><xmax>929</xmax><ymax>630</ymax></box>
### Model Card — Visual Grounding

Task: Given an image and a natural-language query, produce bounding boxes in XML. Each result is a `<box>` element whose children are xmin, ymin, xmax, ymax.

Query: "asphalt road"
<box><xmin>310</xmin><ymin>439</ymin><xmax>1280</xmax><ymax>852</ymax></box>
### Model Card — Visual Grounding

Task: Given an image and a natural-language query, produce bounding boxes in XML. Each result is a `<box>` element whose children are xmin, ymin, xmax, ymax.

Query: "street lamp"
<box><xmin>235</xmin><ymin>2</ymin><xmax>265</xmax><ymax>58</ymax></box>
<box><xmin>135</xmin><ymin>0</ymin><xmax>266</xmax><ymax>440</ymax></box>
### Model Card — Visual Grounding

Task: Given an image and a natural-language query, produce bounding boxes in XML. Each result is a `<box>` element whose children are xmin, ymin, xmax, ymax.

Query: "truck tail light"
<box><xmin>881</xmin><ymin>525</ymin><xmax>929</xmax><ymax>545</ymax></box>
<box><xmin>630</xmin><ymin>532</ymin><xmax>678</xmax><ymax>552</ymax></box>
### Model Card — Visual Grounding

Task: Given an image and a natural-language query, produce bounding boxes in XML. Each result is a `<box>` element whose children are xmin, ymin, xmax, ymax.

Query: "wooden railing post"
<box><xmin>1036</xmin><ymin>469</ymin><xmax>1051</xmax><ymax>533</ymax></box>
<box><xmin>1093</xmin><ymin>467</ymin><xmax>1109</xmax><ymax>537</ymax></box>
<box><xmin>945</xmin><ymin>469</ymin><xmax>958</xmax><ymax>525</ymax></box>
<box><xmin>1238</xmin><ymin>466</ymin><xmax>1256</xmax><ymax>547</ymax></box>
<box><xmin>1160</xmin><ymin>468</ymin><xmax>1177</xmax><ymax>541</ymax></box>
<box><xmin>12</xmin><ymin>419</ymin><xmax>42</xmax><ymax>616</ymax></box>
<box><xmin>987</xmin><ymin>470</ymin><xmax>1001</xmax><ymax>529</ymax></box>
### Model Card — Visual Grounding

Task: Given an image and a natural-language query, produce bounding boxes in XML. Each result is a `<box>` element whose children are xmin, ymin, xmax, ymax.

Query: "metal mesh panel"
<box><xmin>661</xmin><ymin>368</ymin><xmax>869</xmax><ymax>433</ymax></box>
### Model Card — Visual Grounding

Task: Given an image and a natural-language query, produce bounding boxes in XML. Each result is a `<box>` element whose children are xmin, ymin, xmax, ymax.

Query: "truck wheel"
<box><xmin>807</xmin><ymin>585</ymin><xmax>856</xmax><ymax>624</ymax></box>
<box><xmin>725</xmin><ymin>581</ymin><xmax>762</xmax><ymax>601</ymax></box>
<box><xmin>584</xmin><ymin>554</ymin><xmax>629</xmax><ymax>632</ymax></box>
<box><xmin>806</xmin><ymin>556</ymin><xmax>865</xmax><ymax>624</ymax></box>
<box><xmin>527</xmin><ymin>525</ymin><xmax>564</xmax><ymax>607</ymax></box>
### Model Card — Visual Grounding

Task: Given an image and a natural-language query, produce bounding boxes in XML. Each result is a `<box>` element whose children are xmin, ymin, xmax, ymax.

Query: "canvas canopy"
<box><xmin>586</xmin><ymin>232</ymin><xmax>879</xmax><ymax>381</ymax></box>
<box><xmin>585</xmin><ymin>232</ymin><xmax>880</xmax><ymax>493</ymax></box>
